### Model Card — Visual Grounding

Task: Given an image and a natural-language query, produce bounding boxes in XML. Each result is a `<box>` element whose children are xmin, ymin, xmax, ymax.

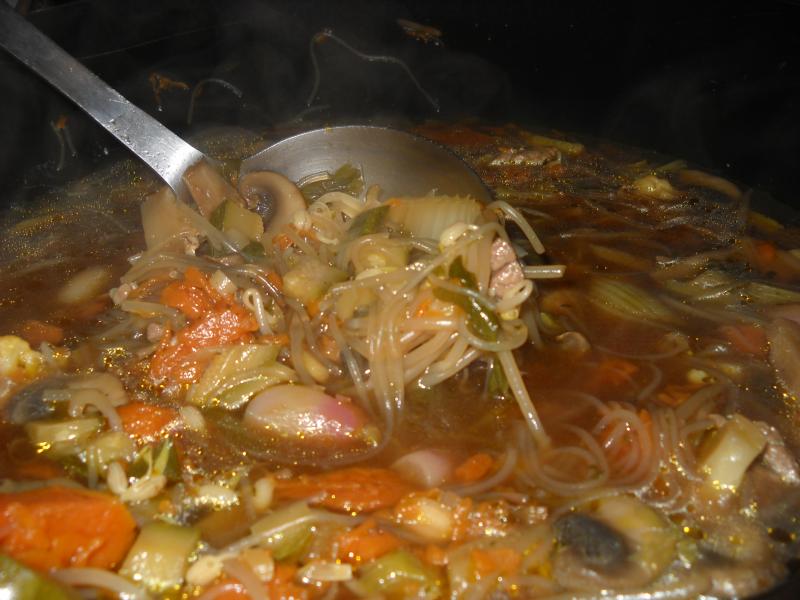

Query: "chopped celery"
<box><xmin>698</xmin><ymin>414</ymin><xmax>767</xmax><ymax>491</ymax></box>
<box><xmin>588</xmin><ymin>277</ymin><xmax>673</xmax><ymax>323</ymax></box>
<box><xmin>25</xmin><ymin>417</ymin><xmax>102</xmax><ymax>456</ymax></box>
<box><xmin>187</xmin><ymin>344</ymin><xmax>285</xmax><ymax>409</ymax></box>
<box><xmin>357</xmin><ymin>550</ymin><xmax>441</xmax><ymax>599</ymax></box>
<box><xmin>220</xmin><ymin>200</ymin><xmax>264</xmax><ymax>242</ymax></box>
<box><xmin>209</xmin><ymin>201</ymin><xmax>226</xmax><ymax>230</ymax></box>
<box><xmin>120</xmin><ymin>521</ymin><xmax>199</xmax><ymax>593</ymax></box>
<box><xmin>348</xmin><ymin>205</ymin><xmax>389</xmax><ymax>238</ymax></box>
<box><xmin>250</xmin><ymin>502</ymin><xmax>315</xmax><ymax>560</ymax></box>
<box><xmin>0</xmin><ymin>554</ymin><xmax>78</xmax><ymax>600</ymax></box>
<box><xmin>283</xmin><ymin>259</ymin><xmax>347</xmax><ymax>304</ymax></box>
<box><xmin>433</xmin><ymin>285</ymin><xmax>500</xmax><ymax>342</ymax></box>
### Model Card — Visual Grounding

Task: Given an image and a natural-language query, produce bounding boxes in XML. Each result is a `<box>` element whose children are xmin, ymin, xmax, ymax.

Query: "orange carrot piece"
<box><xmin>149</xmin><ymin>305</ymin><xmax>258</xmax><ymax>384</ymax></box>
<box><xmin>117</xmin><ymin>401</ymin><xmax>179</xmax><ymax>441</ymax></box>
<box><xmin>150</xmin><ymin>267</ymin><xmax>258</xmax><ymax>383</ymax></box>
<box><xmin>588</xmin><ymin>358</ymin><xmax>639</xmax><ymax>389</ymax></box>
<box><xmin>719</xmin><ymin>323</ymin><xmax>768</xmax><ymax>356</ymax></box>
<box><xmin>18</xmin><ymin>320</ymin><xmax>64</xmax><ymax>346</ymax></box>
<box><xmin>0</xmin><ymin>486</ymin><xmax>136</xmax><ymax>571</ymax></box>
<box><xmin>470</xmin><ymin>547</ymin><xmax>522</xmax><ymax>577</ymax></box>
<box><xmin>265</xmin><ymin>270</ymin><xmax>284</xmax><ymax>293</ymax></box>
<box><xmin>266</xmin><ymin>564</ymin><xmax>310</xmax><ymax>600</ymax></box>
<box><xmin>160</xmin><ymin>266</ymin><xmax>221</xmax><ymax>320</ymax></box>
<box><xmin>272</xmin><ymin>233</ymin><xmax>293</xmax><ymax>251</ymax></box>
<box><xmin>276</xmin><ymin>467</ymin><xmax>414</xmax><ymax>513</ymax></box>
<box><xmin>454</xmin><ymin>453</ymin><xmax>494</xmax><ymax>484</ymax></box>
<box><xmin>337</xmin><ymin>518</ymin><xmax>403</xmax><ymax>564</ymax></box>
<box><xmin>656</xmin><ymin>382</ymin><xmax>705</xmax><ymax>407</ymax></box>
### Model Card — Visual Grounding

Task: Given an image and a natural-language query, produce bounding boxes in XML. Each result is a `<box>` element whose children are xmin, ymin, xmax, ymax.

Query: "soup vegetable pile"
<box><xmin>1</xmin><ymin>123</ymin><xmax>799</xmax><ymax>599</ymax></box>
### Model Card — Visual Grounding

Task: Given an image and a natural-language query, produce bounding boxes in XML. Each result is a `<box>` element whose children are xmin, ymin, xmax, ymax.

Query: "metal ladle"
<box><xmin>0</xmin><ymin>5</ymin><xmax>490</xmax><ymax>205</ymax></box>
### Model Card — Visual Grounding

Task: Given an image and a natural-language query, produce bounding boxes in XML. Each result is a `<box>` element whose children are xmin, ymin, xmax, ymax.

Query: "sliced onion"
<box><xmin>392</xmin><ymin>449</ymin><xmax>454</xmax><ymax>488</ymax></box>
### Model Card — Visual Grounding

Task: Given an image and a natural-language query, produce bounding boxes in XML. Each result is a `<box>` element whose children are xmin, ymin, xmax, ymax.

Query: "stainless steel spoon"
<box><xmin>0</xmin><ymin>5</ymin><xmax>490</xmax><ymax>204</ymax></box>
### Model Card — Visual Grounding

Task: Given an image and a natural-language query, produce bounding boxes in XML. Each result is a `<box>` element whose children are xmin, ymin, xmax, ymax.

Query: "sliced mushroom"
<box><xmin>5</xmin><ymin>376</ymin><xmax>67</xmax><ymax>424</ymax></box>
<box><xmin>238</xmin><ymin>171</ymin><xmax>307</xmax><ymax>240</ymax></box>
<box><xmin>554</xmin><ymin>513</ymin><xmax>629</xmax><ymax>569</ymax></box>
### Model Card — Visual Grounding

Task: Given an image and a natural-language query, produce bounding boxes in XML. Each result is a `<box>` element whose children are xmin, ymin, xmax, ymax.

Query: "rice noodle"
<box><xmin>53</xmin><ymin>568</ymin><xmax>149</xmax><ymax>599</ymax></box>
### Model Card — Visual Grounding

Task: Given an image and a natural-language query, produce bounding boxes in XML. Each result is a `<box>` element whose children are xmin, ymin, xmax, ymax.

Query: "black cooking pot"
<box><xmin>0</xmin><ymin>1</ymin><xmax>799</xmax><ymax>597</ymax></box>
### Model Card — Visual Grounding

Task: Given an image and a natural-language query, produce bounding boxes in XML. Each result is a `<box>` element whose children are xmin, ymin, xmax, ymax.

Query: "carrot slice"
<box><xmin>0</xmin><ymin>486</ymin><xmax>136</xmax><ymax>571</ymax></box>
<box><xmin>454</xmin><ymin>453</ymin><xmax>494</xmax><ymax>484</ymax></box>
<box><xmin>276</xmin><ymin>467</ymin><xmax>414</xmax><ymax>513</ymax></box>
<box><xmin>149</xmin><ymin>305</ymin><xmax>257</xmax><ymax>384</ymax></box>
<box><xmin>117</xmin><ymin>401</ymin><xmax>179</xmax><ymax>442</ymax></box>
<box><xmin>337</xmin><ymin>518</ymin><xmax>403</xmax><ymax>564</ymax></box>
<box><xmin>587</xmin><ymin>358</ymin><xmax>639</xmax><ymax>389</ymax></box>
<box><xmin>470</xmin><ymin>547</ymin><xmax>522</xmax><ymax>577</ymax></box>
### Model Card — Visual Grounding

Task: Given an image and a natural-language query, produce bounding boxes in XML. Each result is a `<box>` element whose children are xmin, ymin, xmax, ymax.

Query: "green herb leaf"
<box><xmin>448</xmin><ymin>256</ymin><xmax>478</xmax><ymax>289</ymax></box>
<box><xmin>153</xmin><ymin>438</ymin><xmax>180</xmax><ymax>482</ymax></box>
<box><xmin>300</xmin><ymin>163</ymin><xmax>364</xmax><ymax>202</ymax></box>
<box><xmin>241</xmin><ymin>241</ymin><xmax>266</xmax><ymax>261</ymax></box>
<box><xmin>487</xmin><ymin>357</ymin><xmax>509</xmax><ymax>397</ymax></box>
<box><xmin>348</xmin><ymin>205</ymin><xmax>389</xmax><ymax>238</ymax></box>
<box><xmin>433</xmin><ymin>285</ymin><xmax>500</xmax><ymax>342</ymax></box>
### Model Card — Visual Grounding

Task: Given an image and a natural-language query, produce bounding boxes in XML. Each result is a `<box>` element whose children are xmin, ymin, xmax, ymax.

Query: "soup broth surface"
<box><xmin>0</xmin><ymin>124</ymin><xmax>798</xmax><ymax>599</ymax></box>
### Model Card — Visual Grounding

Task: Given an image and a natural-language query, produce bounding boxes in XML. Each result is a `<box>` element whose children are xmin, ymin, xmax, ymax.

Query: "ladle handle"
<box><xmin>0</xmin><ymin>4</ymin><xmax>204</xmax><ymax>200</ymax></box>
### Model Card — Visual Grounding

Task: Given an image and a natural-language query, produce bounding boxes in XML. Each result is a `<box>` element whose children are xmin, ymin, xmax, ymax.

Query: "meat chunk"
<box><xmin>490</xmin><ymin>261</ymin><xmax>525</xmax><ymax>298</ymax></box>
<box><xmin>489</xmin><ymin>237</ymin><xmax>525</xmax><ymax>299</ymax></box>
<box><xmin>490</xmin><ymin>237</ymin><xmax>517</xmax><ymax>271</ymax></box>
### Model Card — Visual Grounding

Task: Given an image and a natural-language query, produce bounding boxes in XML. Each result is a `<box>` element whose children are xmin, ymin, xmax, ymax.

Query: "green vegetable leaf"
<box><xmin>433</xmin><ymin>285</ymin><xmax>500</xmax><ymax>342</ymax></box>
<box><xmin>154</xmin><ymin>438</ymin><xmax>181</xmax><ymax>482</ymax></box>
<box><xmin>241</xmin><ymin>241</ymin><xmax>266</xmax><ymax>261</ymax></box>
<box><xmin>448</xmin><ymin>256</ymin><xmax>478</xmax><ymax>289</ymax></box>
<box><xmin>487</xmin><ymin>357</ymin><xmax>509</xmax><ymax>397</ymax></box>
<box><xmin>300</xmin><ymin>163</ymin><xmax>364</xmax><ymax>202</ymax></box>
<box><xmin>347</xmin><ymin>205</ymin><xmax>389</xmax><ymax>238</ymax></box>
